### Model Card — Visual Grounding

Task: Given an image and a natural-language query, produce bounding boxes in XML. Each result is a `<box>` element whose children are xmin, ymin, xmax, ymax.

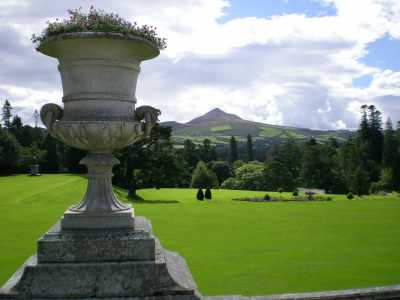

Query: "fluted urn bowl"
<box><xmin>39</xmin><ymin>32</ymin><xmax>161</xmax><ymax>230</ymax></box>
<box><xmin>48</xmin><ymin>119</ymin><xmax>143</xmax><ymax>152</ymax></box>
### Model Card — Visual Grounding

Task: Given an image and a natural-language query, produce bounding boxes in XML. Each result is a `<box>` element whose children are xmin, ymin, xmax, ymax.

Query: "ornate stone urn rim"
<box><xmin>38</xmin><ymin>31</ymin><xmax>160</xmax><ymax>60</ymax></box>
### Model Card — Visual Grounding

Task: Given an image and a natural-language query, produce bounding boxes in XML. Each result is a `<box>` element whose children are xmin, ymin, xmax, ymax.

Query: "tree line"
<box><xmin>0</xmin><ymin>100</ymin><xmax>87</xmax><ymax>174</ymax></box>
<box><xmin>1</xmin><ymin>100</ymin><xmax>399</xmax><ymax>195</ymax></box>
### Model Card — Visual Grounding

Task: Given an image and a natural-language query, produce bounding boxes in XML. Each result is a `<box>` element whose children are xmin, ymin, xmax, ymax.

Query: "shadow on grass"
<box><xmin>113</xmin><ymin>186</ymin><xmax>179</xmax><ymax>205</ymax></box>
<box><xmin>128</xmin><ymin>194</ymin><xmax>179</xmax><ymax>205</ymax></box>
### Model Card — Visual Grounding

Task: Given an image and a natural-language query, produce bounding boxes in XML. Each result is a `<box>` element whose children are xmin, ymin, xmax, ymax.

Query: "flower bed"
<box><xmin>32</xmin><ymin>6</ymin><xmax>166</xmax><ymax>50</ymax></box>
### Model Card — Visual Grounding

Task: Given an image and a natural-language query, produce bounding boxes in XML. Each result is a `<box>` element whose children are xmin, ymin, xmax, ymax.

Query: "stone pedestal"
<box><xmin>61</xmin><ymin>153</ymin><xmax>135</xmax><ymax>230</ymax></box>
<box><xmin>0</xmin><ymin>217</ymin><xmax>201</xmax><ymax>300</ymax></box>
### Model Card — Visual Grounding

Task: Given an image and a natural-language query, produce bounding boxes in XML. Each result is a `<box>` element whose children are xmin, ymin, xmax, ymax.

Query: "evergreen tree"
<box><xmin>199</xmin><ymin>138</ymin><xmax>217</xmax><ymax>163</ymax></box>
<box><xmin>42</xmin><ymin>134</ymin><xmax>59</xmax><ymax>173</ymax></box>
<box><xmin>2</xmin><ymin>100</ymin><xmax>13</xmax><ymax>129</ymax></box>
<box><xmin>246</xmin><ymin>134</ymin><xmax>254</xmax><ymax>161</ymax></box>
<box><xmin>9</xmin><ymin>115</ymin><xmax>23</xmax><ymax>143</ymax></box>
<box><xmin>299</xmin><ymin>140</ymin><xmax>335</xmax><ymax>191</ymax></box>
<box><xmin>383</xmin><ymin>118</ymin><xmax>398</xmax><ymax>168</ymax></box>
<box><xmin>279</xmin><ymin>139</ymin><xmax>302</xmax><ymax>181</ymax></box>
<box><xmin>34</xmin><ymin>110</ymin><xmax>40</xmax><ymax>128</ymax></box>
<box><xmin>205</xmin><ymin>188</ymin><xmax>212</xmax><ymax>200</ymax></box>
<box><xmin>182</xmin><ymin>139</ymin><xmax>199</xmax><ymax>170</ymax></box>
<box><xmin>350</xmin><ymin>166</ymin><xmax>369</xmax><ymax>196</ymax></box>
<box><xmin>264</xmin><ymin>160</ymin><xmax>293</xmax><ymax>191</ymax></box>
<box><xmin>147</xmin><ymin>125</ymin><xmax>190</xmax><ymax>189</ymax></box>
<box><xmin>368</xmin><ymin>105</ymin><xmax>384</xmax><ymax>164</ymax></box>
<box><xmin>393</xmin><ymin>121</ymin><xmax>400</xmax><ymax>190</ymax></box>
<box><xmin>359</xmin><ymin>104</ymin><xmax>369</xmax><ymax>142</ymax></box>
<box><xmin>196</xmin><ymin>189</ymin><xmax>204</xmax><ymax>201</ymax></box>
<box><xmin>229</xmin><ymin>136</ymin><xmax>238</xmax><ymax>162</ymax></box>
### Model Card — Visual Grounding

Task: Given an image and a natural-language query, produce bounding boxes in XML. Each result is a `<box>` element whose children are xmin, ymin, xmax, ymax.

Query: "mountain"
<box><xmin>161</xmin><ymin>108</ymin><xmax>352</xmax><ymax>145</ymax></box>
<box><xmin>187</xmin><ymin>108</ymin><xmax>243</xmax><ymax>124</ymax></box>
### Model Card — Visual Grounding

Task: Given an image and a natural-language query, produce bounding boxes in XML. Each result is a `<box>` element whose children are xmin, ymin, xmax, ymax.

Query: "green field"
<box><xmin>1</xmin><ymin>175</ymin><xmax>400</xmax><ymax>296</ymax></box>
<box><xmin>211</xmin><ymin>125</ymin><xmax>232</xmax><ymax>132</ymax></box>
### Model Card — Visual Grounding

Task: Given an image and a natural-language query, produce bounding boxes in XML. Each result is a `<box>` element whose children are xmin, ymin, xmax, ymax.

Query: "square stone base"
<box><xmin>0</xmin><ymin>217</ymin><xmax>201</xmax><ymax>300</ymax></box>
<box><xmin>61</xmin><ymin>208</ymin><xmax>135</xmax><ymax>230</ymax></box>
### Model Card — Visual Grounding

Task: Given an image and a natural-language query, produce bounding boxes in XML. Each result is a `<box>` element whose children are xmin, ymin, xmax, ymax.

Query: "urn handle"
<box><xmin>134</xmin><ymin>106</ymin><xmax>161</xmax><ymax>136</ymax></box>
<box><xmin>40</xmin><ymin>103</ymin><xmax>63</xmax><ymax>135</ymax></box>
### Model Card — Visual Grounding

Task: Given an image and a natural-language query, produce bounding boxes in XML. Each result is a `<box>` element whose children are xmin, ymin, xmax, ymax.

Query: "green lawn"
<box><xmin>1</xmin><ymin>175</ymin><xmax>400</xmax><ymax>296</ymax></box>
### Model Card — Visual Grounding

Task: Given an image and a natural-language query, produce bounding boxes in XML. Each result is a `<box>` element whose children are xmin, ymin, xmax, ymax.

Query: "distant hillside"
<box><xmin>161</xmin><ymin>108</ymin><xmax>352</xmax><ymax>146</ymax></box>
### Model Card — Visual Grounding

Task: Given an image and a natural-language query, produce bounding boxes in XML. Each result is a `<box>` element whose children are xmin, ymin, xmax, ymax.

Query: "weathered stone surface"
<box><xmin>0</xmin><ymin>217</ymin><xmax>200</xmax><ymax>300</ymax></box>
<box><xmin>38</xmin><ymin>32</ymin><xmax>161</xmax><ymax>230</ymax></box>
<box><xmin>38</xmin><ymin>217</ymin><xmax>155</xmax><ymax>263</ymax></box>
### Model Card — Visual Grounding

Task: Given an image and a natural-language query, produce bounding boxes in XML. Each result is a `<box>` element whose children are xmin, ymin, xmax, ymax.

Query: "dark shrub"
<box><xmin>205</xmin><ymin>188</ymin><xmax>212</xmax><ymax>200</ymax></box>
<box><xmin>264</xmin><ymin>194</ymin><xmax>271</xmax><ymax>200</ymax></box>
<box><xmin>347</xmin><ymin>192</ymin><xmax>354</xmax><ymax>200</ymax></box>
<box><xmin>277</xmin><ymin>188</ymin><xmax>283</xmax><ymax>193</ymax></box>
<box><xmin>292</xmin><ymin>191</ymin><xmax>299</xmax><ymax>196</ymax></box>
<box><xmin>197</xmin><ymin>189</ymin><xmax>204</xmax><ymax>201</ymax></box>
<box><xmin>327</xmin><ymin>197</ymin><xmax>332</xmax><ymax>201</ymax></box>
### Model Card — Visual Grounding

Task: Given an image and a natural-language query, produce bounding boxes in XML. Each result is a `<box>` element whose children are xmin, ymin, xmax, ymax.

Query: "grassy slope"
<box><xmin>1</xmin><ymin>175</ymin><xmax>400</xmax><ymax>296</ymax></box>
<box><xmin>170</xmin><ymin>120</ymin><xmax>350</xmax><ymax>145</ymax></box>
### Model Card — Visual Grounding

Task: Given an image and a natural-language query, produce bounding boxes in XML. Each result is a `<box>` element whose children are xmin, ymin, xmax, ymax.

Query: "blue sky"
<box><xmin>0</xmin><ymin>0</ymin><xmax>399</xmax><ymax>130</ymax></box>
<box><xmin>220</xmin><ymin>0</ymin><xmax>337</xmax><ymax>21</ymax></box>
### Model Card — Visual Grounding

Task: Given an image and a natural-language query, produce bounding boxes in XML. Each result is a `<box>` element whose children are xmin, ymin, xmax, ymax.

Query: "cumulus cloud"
<box><xmin>0</xmin><ymin>0</ymin><xmax>399</xmax><ymax>129</ymax></box>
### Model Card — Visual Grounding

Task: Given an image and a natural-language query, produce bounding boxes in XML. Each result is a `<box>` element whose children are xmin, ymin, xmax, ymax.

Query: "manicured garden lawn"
<box><xmin>1</xmin><ymin>174</ymin><xmax>400</xmax><ymax>296</ymax></box>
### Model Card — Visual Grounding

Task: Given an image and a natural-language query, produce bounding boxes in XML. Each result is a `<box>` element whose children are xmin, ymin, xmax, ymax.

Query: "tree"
<box><xmin>65</xmin><ymin>147</ymin><xmax>87</xmax><ymax>173</ymax></box>
<box><xmin>145</xmin><ymin>125</ymin><xmax>190</xmax><ymax>189</ymax></box>
<box><xmin>33</xmin><ymin>110</ymin><xmax>40</xmax><ymax>128</ymax></box>
<box><xmin>277</xmin><ymin>139</ymin><xmax>302</xmax><ymax>182</ymax></box>
<box><xmin>209</xmin><ymin>161</ymin><xmax>233</xmax><ymax>185</ymax></box>
<box><xmin>198</xmin><ymin>138</ymin><xmax>217</xmax><ymax>163</ymax></box>
<box><xmin>264</xmin><ymin>160</ymin><xmax>293</xmax><ymax>191</ymax></box>
<box><xmin>191</xmin><ymin>161</ymin><xmax>218</xmax><ymax>188</ymax></box>
<box><xmin>350</xmin><ymin>166</ymin><xmax>369</xmax><ymax>196</ymax></box>
<box><xmin>246</xmin><ymin>134</ymin><xmax>254</xmax><ymax>161</ymax></box>
<box><xmin>229</xmin><ymin>136</ymin><xmax>238</xmax><ymax>162</ymax></box>
<box><xmin>383</xmin><ymin>118</ymin><xmax>398</xmax><ymax>169</ymax></box>
<box><xmin>0</xmin><ymin>127</ymin><xmax>21</xmax><ymax>174</ymax></box>
<box><xmin>368</xmin><ymin>105</ymin><xmax>384</xmax><ymax>164</ymax></box>
<box><xmin>18</xmin><ymin>142</ymin><xmax>45</xmax><ymax>172</ymax></box>
<box><xmin>196</xmin><ymin>189</ymin><xmax>204</xmax><ymax>200</ymax></box>
<box><xmin>2</xmin><ymin>100</ymin><xmax>13</xmax><ymax>129</ymax></box>
<box><xmin>182</xmin><ymin>139</ymin><xmax>199</xmax><ymax>170</ymax></box>
<box><xmin>234</xmin><ymin>162</ymin><xmax>265</xmax><ymax>191</ymax></box>
<box><xmin>394</xmin><ymin>121</ymin><xmax>400</xmax><ymax>190</ymax></box>
<box><xmin>205</xmin><ymin>188</ymin><xmax>212</xmax><ymax>200</ymax></box>
<box><xmin>9</xmin><ymin>116</ymin><xmax>23</xmax><ymax>144</ymax></box>
<box><xmin>42</xmin><ymin>134</ymin><xmax>59</xmax><ymax>173</ymax></box>
<box><xmin>221</xmin><ymin>177</ymin><xmax>240</xmax><ymax>189</ymax></box>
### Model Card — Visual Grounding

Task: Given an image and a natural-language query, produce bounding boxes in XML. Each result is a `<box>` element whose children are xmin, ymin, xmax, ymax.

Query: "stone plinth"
<box><xmin>0</xmin><ymin>217</ymin><xmax>201</xmax><ymax>300</ymax></box>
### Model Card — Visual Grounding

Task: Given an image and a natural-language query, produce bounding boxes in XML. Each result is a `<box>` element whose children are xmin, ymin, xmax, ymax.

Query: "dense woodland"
<box><xmin>1</xmin><ymin>100</ymin><xmax>399</xmax><ymax>195</ymax></box>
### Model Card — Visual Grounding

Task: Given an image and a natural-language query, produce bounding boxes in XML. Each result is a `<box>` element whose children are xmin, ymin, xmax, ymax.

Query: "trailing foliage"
<box><xmin>32</xmin><ymin>7</ymin><xmax>167</xmax><ymax>50</ymax></box>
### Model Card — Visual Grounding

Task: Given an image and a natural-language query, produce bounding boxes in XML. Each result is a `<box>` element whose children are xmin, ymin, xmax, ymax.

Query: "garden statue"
<box><xmin>0</xmin><ymin>7</ymin><xmax>200</xmax><ymax>300</ymax></box>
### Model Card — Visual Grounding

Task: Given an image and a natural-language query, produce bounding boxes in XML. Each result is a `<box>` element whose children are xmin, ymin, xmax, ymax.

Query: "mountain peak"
<box><xmin>187</xmin><ymin>108</ymin><xmax>242</xmax><ymax>124</ymax></box>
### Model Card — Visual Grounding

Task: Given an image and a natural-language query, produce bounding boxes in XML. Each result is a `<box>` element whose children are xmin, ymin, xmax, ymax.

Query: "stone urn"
<box><xmin>39</xmin><ymin>32</ymin><xmax>160</xmax><ymax>230</ymax></box>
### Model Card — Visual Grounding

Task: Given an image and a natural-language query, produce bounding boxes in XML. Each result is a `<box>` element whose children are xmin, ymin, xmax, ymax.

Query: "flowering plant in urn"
<box><xmin>36</xmin><ymin>8</ymin><xmax>164</xmax><ymax>229</ymax></box>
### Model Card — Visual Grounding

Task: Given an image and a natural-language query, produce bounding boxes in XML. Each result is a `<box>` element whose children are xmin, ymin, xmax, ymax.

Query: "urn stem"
<box><xmin>71</xmin><ymin>152</ymin><xmax>130</xmax><ymax>213</ymax></box>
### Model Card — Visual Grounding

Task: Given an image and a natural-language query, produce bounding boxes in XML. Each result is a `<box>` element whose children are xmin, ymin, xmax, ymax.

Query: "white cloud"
<box><xmin>0</xmin><ymin>0</ymin><xmax>399</xmax><ymax>130</ymax></box>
